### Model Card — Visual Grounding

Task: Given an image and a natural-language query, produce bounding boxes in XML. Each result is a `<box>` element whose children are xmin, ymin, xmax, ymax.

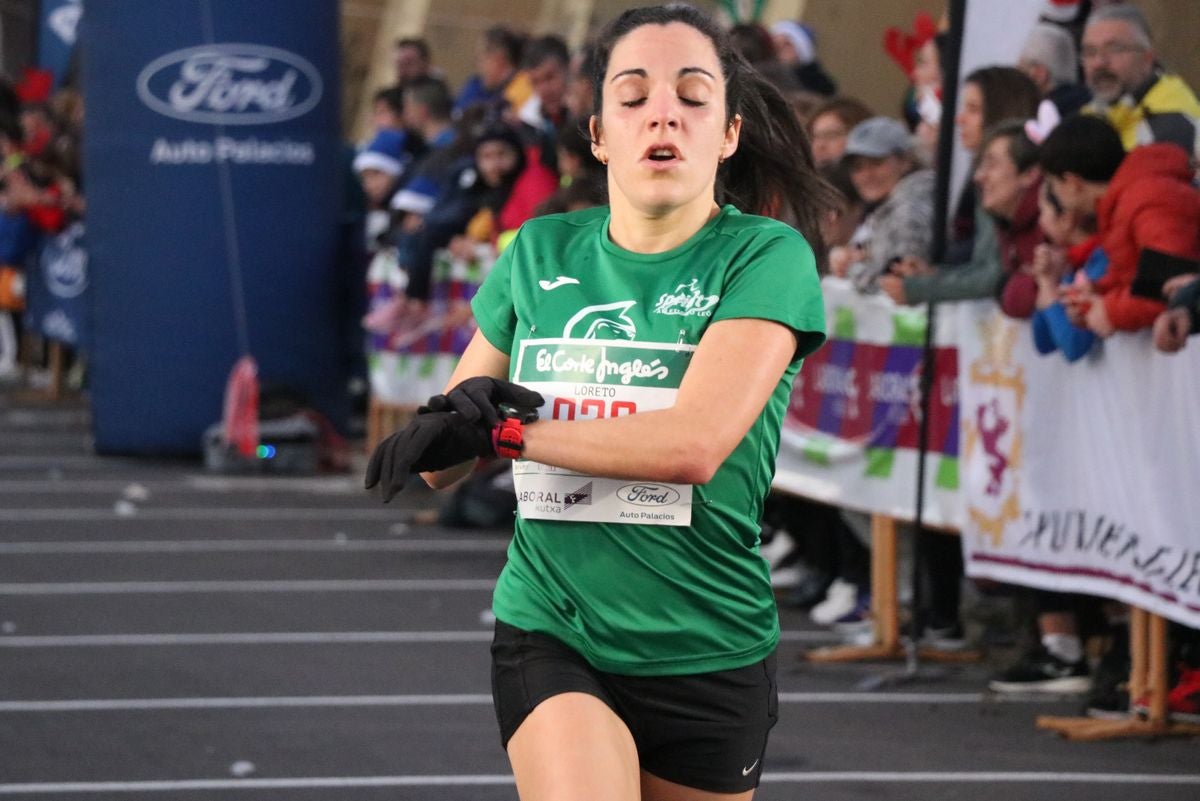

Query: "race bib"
<box><xmin>511</xmin><ymin>338</ymin><xmax>695</xmax><ymax>526</ymax></box>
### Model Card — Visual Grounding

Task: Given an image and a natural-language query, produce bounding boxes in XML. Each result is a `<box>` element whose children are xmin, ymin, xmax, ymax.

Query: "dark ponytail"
<box><xmin>590</xmin><ymin>5</ymin><xmax>838</xmax><ymax>266</ymax></box>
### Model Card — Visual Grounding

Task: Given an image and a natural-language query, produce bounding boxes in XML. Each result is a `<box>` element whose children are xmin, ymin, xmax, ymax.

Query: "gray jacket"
<box><xmin>902</xmin><ymin>205</ymin><xmax>1003</xmax><ymax>304</ymax></box>
<box><xmin>848</xmin><ymin>168</ymin><xmax>935</xmax><ymax>292</ymax></box>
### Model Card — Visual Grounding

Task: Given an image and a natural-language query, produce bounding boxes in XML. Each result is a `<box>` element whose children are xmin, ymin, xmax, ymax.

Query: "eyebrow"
<box><xmin>609</xmin><ymin>66</ymin><xmax>716</xmax><ymax>83</ymax></box>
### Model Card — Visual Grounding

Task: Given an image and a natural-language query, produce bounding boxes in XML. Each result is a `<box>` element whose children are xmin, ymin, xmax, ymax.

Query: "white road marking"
<box><xmin>0</xmin><ymin>508</ymin><xmax>407</xmax><ymax>522</ymax></box>
<box><xmin>0</xmin><ymin>538</ymin><xmax>509</xmax><ymax>554</ymax></box>
<box><xmin>0</xmin><ymin>694</ymin><xmax>495</xmax><ymax>711</ymax></box>
<box><xmin>0</xmin><ymin>630</ymin><xmax>836</xmax><ymax>647</ymax></box>
<box><xmin>2</xmin><ymin>772</ymin><xmax>1198</xmax><ymax>794</ymax></box>
<box><xmin>0</xmin><ymin>476</ymin><xmax>363</xmax><ymax>494</ymax></box>
<box><xmin>0</xmin><ymin>579</ymin><xmax>495</xmax><ymax>595</ymax></box>
<box><xmin>759</xmin><ymin>772</ymin><xmax>1200</xmax><ymax>784</ymax></box>
<box><xmin>0</xmin><ymin>692</ymin><xmax>1051</xmax><ymax>711</ymax></box>
<box><xmin>0</xmin><ymin>631</ymin><xmax>494</xmax><ymax>647</ymax></box>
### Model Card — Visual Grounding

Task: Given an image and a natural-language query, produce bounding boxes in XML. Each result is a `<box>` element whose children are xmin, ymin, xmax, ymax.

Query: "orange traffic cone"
<box><xmin>222</xmin><ymin>355</ymin><xmax>259</xmax><ymax>458</ymax></box>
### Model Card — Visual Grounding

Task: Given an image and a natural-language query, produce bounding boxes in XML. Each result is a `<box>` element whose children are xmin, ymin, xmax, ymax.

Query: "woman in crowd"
<box><xmin>973</xmin><ymin>121</ymin><xmax>1044</xmax><ymax>320</ymax></box>
<box><xmin>366</xmin><ymin>5</ymin><xmax>834</xmax><ymax>798</ymax></box>
<box><xmin>830</xmin><ymin>116</ymin><xmax>934</xmax><ymax>293</ymax></box>
<box><xmin>882</xmin><ymin>65</ymin><xmax>1042</xmax><ymax>304</ymax></box>
<box><xmin>806</xmin><ymin>95</ymin><xmax>872</xmax><ymax>167</ymax></box>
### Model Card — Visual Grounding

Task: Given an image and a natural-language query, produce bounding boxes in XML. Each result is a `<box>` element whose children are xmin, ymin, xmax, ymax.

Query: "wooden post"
<box><xmin>870</xmin><ymin>513</ymin><xmax>899</xmax><ymax>651</ymax></box>
<box><xmin>1129</xmin><ymin>607</ymin><xmax>1148</xmax><ymax>703</ymax></box>
<box><xmin>807</xmin><ymin>513</ymin><xmax>980</xmax><ymax>664</ymax></box>
<box><xmin>1036</xmin><ymin>609</ymin><xmax>1200</xmax><ymax>740</ymax></box>
<box><xmin>1146</xmin><ymin>612</ymin><xmax>1169</xmax><ymax>725</ymax></box>
<box><xmin>807</xmin><ymin>513</ymin><xmax>903</xmax><ymax>663</ymax></box>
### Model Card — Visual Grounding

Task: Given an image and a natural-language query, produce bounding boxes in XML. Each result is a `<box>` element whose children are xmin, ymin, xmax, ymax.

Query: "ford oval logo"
<box><xmin>617</xmin><ymin>483</ymin><xmax>681</xmax><ymax>507</ymax></box>
<box><xmin>136</xmin><ymin>44</ymin><xmax>323</xmax><ymax>125</ymax></box>
<box><xmin>45</xmin><ymin>248</ymin><xmax>88</xmax><ymax>299</ymax></box>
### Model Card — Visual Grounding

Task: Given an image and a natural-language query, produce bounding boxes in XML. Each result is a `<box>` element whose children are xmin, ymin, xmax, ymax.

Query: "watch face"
<box><xmin>498</xmin><ymin>403</ymin><xmax>539</xmax><ymax>423</ymax></box>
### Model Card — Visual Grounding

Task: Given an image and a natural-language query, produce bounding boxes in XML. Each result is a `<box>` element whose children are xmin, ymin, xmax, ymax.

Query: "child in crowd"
<box><xmin>353</xmin><ymin>129</ymin><xmax>412</xmax><ymax>246</ymax></box>
<box><xmin>1031</xmin><ymin>180</ymin><xmax>1105</xmax><ymax>361</ymax></box>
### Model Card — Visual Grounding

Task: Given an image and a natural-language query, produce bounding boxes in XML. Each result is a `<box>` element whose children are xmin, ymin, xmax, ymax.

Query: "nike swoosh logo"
<box><xmin>741</xmin><ymin>760</ymin><xmax>759</xmax><ymax>776</ymax></box>
<box><xmin>538</xmin><ymin>276</ymin><xmax>580</xmax><ymax>291</ymax></box>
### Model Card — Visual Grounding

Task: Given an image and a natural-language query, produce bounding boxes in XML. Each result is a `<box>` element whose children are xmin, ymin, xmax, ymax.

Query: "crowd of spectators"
<box><xmin>754</xmin><ymin>0</ymin><xmax>1199</xmax><ymax>724</ymax></box>
<box><xmin>0</xmin><ymin>0</ymin><xmax>1189</xmax><ymax>729</ymax></box>
<box><xmin>354</xmin><ymin>4</ymin><xmax>1199</xmax><ymax>722</ymax></box>
<box><xmin>0</xmin><ymin>71</ymin><xmax>83</xmax><ymax>381</ymax></box>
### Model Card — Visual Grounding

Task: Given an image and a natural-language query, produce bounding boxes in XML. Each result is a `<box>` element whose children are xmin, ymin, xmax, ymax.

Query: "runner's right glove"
<box><xmin>364</xmin><ymin>411</ymin><xmax>494</xmax><ymax>502</ymax></box>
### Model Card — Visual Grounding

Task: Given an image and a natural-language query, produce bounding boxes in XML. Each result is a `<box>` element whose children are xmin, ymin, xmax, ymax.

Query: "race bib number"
<box><xmin>511</xmin><ymin>338</ymin><xmax>695</xmax><ymax>526</ymax></box>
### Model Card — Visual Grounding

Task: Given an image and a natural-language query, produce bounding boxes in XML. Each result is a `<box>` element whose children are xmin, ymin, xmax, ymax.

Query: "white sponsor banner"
<box><xmin>958</xmin><ymin>303</ymin><xmax>1200</xmax><ymax>629</ymax></box>
<box><xmin>773</xmin><ymin>280</ymin><xmax>962</xmax><ymax>528</ymax></box>
<box><xmin>511</xmin><ymin>339</ymin><xmax>694</xmax><ymax>526</ymax></box>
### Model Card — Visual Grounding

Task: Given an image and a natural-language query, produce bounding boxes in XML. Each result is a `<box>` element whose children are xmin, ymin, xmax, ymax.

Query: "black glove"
<box><xmin>364</xmin><ymin>412</ymin><xmax>494</xmax><ymax>502</ymax></box>
<box><xmin>420</xmin><ymin>376</ymin><xmax>544</xmax><ymax>426</ymax></box>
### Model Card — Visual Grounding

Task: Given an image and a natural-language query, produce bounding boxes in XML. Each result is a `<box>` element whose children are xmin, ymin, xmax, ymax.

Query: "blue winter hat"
<box><xmin>354</xmin><ymin>129</ymin><xmax>408</xmax><ymax>177</ymax></box>
<box><xmin>770</xmin><ymin>21</ymin><xmax>817</xmax><ymax>65</ymax></box>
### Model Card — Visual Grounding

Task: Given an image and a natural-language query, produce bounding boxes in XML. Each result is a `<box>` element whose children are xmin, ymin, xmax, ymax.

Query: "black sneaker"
<box><xmin>1084</xmin><ymin>687</ymin><xmax>1130</xmax><ymax>719</ymax></box>
<box><xmin>988</xmin><ymin>647</ymin><xmax>1091</xmax><ymax>694</ymax></box>
<box><xmin>1083</xmin><ymin>625</ymin><xmax>1131</xmax><ymax>717</ymax></box>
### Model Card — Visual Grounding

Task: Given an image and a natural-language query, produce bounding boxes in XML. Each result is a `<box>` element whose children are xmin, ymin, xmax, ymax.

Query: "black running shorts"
<box><xmin>491</xmin><ymin>620</ymin><xmax>778</xmax><ymax>794</ymax></box>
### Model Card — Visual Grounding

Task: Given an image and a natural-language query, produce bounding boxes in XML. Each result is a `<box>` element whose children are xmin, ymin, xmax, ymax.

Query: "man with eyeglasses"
<box><xmin>1080</xmin><ymin>4</ymin><xmax>1200</xmax><ymax>156</ymax></box>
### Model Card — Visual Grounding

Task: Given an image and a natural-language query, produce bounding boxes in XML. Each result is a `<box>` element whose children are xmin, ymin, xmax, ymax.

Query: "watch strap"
<box><xmin>492</xmin><ymin>417</ymin><xmax>525</xmax><ymax>459</ymax></box>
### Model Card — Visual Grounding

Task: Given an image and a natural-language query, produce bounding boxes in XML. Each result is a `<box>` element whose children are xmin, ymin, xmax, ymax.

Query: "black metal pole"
<box><xmin>910</xmin><ymin>0</ymin><xmax>966</xmax><ymax>665</ymax></box>
<box><xmin>862</xmin><ymin>0</ymin><xmax>967</xmax><ymax>689</ymax></box>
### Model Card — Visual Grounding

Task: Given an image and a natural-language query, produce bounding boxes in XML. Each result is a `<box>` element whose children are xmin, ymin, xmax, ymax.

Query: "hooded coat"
<box><xmin>1094</xmin><ymin>143</ymin><xmax>1200</xmax><ymax>331</ymax></box>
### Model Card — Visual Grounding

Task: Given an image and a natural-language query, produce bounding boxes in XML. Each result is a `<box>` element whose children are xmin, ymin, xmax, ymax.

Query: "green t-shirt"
<box><xmin>472</xmin><ymin>204</ymin><xmax>825</xmax><ymax>675</ymax></box>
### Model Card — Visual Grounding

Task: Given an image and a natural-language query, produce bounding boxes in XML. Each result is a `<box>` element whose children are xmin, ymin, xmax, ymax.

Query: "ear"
<box><xmin>1019</xmin><ymin>166</ymin><xmax>1042</xmax><ymax>190</ymax></box>
<box><xmin>721</xmin><ymin>114</ymin><xmax>742</xmax><ymax>162</ymax></box>
<box><xmin>588</xmin><ymin>114</ymin><xmax>607</xmax><ymax>164</ymax></box>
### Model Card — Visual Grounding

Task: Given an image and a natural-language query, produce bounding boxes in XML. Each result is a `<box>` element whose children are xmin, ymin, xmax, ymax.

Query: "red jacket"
<box><xmin>1095</xmin><ymin>143</ymin><xmax>1200</xmax><ymax>331</ymax></box>
<box><xmin>998</xmin><ymin>177</ymin><xmax>1044</xmax><ymax>319</ymax></box>
<box><xmin>497</xmin><ymin>145</ymin><xmax>559</xmax><ymax>234</ymax></box>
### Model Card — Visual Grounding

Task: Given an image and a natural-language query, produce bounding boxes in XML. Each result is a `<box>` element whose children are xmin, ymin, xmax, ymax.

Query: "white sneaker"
<box><xmin>810</xmin><ymin>579</ymin><xmax>858</xmax><ymax>626</ymax></box>
<box><xmin>758</xmin><ymin>529</ymin><xmax>796</xmax><ymax>568</ymax></box>
<box><xmin>770</xmin><ymin>565</ymin><xmax>803</xmax><ymax>589</ymax></box>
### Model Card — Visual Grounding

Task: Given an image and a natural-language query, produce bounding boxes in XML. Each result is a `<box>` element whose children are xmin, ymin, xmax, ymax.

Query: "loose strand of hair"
<box><xmin>720</xmin><ymin>60</ymin><xmax>839</xmax><ymax>268</ymax></box>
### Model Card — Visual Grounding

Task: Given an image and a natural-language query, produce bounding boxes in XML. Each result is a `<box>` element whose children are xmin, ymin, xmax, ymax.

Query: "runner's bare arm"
<box><xmin>420</xmin><ymin>330</ymin><xmax>511</xmax><ymax>489</ymax></box>
<box><xmin>522</xmin><ymin>317</ymin><xmax>797</xmax><ymax>484</ymax></box>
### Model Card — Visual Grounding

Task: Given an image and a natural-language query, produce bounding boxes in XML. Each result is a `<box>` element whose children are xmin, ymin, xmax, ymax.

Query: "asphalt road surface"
<box><xmin>1</xmin><ymin>389</ymin><xmax>1196</xmax><ymax>800</ymax></box>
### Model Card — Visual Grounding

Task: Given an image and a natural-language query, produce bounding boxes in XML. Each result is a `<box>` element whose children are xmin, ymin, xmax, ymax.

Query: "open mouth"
<box><xmin>644</xmin><ymin>144</ymin><xmax>681</xmax><ymax>162</ymax></box>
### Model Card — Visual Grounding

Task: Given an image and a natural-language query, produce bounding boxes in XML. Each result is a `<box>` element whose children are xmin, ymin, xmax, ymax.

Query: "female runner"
<box><xmin>367</xmin><ymin>5</ymin><xmax>834</xmax><ymax>799</ymax></box>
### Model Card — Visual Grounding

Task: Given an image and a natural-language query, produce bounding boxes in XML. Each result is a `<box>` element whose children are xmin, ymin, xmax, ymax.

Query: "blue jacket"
<box><xmin>1032</xmin><ymin>246</ymin><xmax>1109</xmax><ymax>362</ymax></box>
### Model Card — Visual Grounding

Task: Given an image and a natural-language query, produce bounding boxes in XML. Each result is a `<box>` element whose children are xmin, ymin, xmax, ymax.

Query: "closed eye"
<box><xmin>620</xmin><ymin>97</ymin><xmax>706</xmax><ymax>108</ymax></box>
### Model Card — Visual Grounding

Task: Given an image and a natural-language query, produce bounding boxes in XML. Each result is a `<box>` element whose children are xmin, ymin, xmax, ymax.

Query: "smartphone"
<box><xmin>1131</xmin><ymin>249</ymin><xmax>1199</xmax><ymax>299</ymax></box>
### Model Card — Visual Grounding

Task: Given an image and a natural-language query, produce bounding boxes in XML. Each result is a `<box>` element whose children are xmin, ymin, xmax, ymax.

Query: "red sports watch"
<box><xmin>492</xmin><ymin>417</ymin><xmax>526</xmax><ymax>460</ymax></box>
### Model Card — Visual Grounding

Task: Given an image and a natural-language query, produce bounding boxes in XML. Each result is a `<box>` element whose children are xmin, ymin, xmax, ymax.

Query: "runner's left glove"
<box><xmin>420</xmin><ymin>377</ymin><xmax>544</xmax><ymax>427</ymax></box>
<box><xmin>364</xmin><ymin>412</ymin><xmax>495</xmax><ymax>503</ymax></box>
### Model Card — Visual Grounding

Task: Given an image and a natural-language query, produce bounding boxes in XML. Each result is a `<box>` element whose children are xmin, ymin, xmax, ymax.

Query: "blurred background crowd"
<box><xmin>0</xmin><ymin>0</ymin><xmax>1197</xmax><ymax>727</ymax></box>
<box><xmin>338</xmin><ymin>0</ymin><xmax>1200</xmax><ymax>725</ymax></box>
